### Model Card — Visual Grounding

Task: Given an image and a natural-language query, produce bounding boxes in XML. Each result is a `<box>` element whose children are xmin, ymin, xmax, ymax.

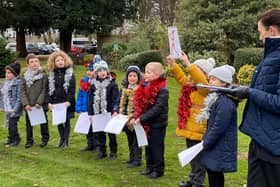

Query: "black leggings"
<box><xmin>206</xmin><ymin>168</ymin><xmax>224</xmax><ymax>187</ymax></box>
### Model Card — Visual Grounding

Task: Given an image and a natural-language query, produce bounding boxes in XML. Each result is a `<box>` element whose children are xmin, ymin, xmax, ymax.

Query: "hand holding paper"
<box><xmin>168</xmin><ymin>26</ymin><xmax>182</xmax><ymax>59</ymax></box>
<box><xmin>178</xmin><ymin>142</ymin><xmax>203</xmax><ymax>167</ymax></box>
<box><xmin>134</xmin><ymin>123</ymin><xmax>148</xmax><ymax>147</ymax></box>
<box><xmin>104</xmin><ymin>114</ymin><xmax>128</xmax><ymax>134</ymax></box>
<box><xmin>74</xmin><ymin>112</ymin><xmax>91</xmax><ymax>134</ymax></box>
<box><xmin>27</xmin><ymin>107</ymin><xmax>47</xmax><ymax>126</ymax></box>
<box><xmin>52</xmin><ymin>103</ymin><xmax>67</xmax><ymax>125</ymax></box>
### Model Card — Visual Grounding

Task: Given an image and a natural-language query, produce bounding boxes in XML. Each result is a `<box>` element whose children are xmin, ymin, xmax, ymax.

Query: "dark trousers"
<box><xmin>7</xmin><ymin>116</ymin><xmax>20</xmax><ymax>143</ymax></box>
<box><xmin>86</xmin><ymin>125</ymin><xmax>97</xmax><ymax>148</ymax></box>
<box><xmin>97</xmin><ymin>131</ymin><xmax>117</xmax><ymax>154</ymax></box>
<box><xmin>206</xmin><ymin>168</ymin><xmax>224</xmax><ymax>187</ymax></box>
<box><xmin>186</xmin><ymin>139</ymin><xmax>206</xmax><ymax>186</ymax></box>
<box><xmin>247</xmin><ymin>143</ymin><xmax>280</xmax><ymax>187</ymax></box>
<box><xmin>57</xmin><ymin>115</ymin><xmax>71</xmax><ymax>143</ymax></box>
<box><xmin>145</xmin><ymin>127</ymin><xmax>166</xmax><ymax>174</ymax></box>
<box><xmin>25</xmin><ymin>111</ymin><xmax>49</xmax><ymax>144</ymax></box>
<box><xmin>124</xmin><ymin>126</ymin><xmax>142</xmax><ymax>163</ymax></box>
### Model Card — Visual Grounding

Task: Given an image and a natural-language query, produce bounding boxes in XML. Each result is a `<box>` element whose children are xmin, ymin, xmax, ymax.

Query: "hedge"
<box><xmin>119</xmin><ymin>50</ymin><xmax>162</xmax><ymax>71</ymax></box>
<box><xmin>237</xmin><ymin>64</ymin><xmax>255</xmax><ymax>85</ymax></box>
<box><xmin>234</xmin><ymin>48</ymin><xmax>263</xmax><ymax>72</ymax></box>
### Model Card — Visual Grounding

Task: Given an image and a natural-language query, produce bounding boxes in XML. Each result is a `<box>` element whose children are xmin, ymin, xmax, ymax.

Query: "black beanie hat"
<box><xmin>5</xmin><ymin>61</ymin><xmax>21</xmax><ymax>76</ymax></box>
<box><xmin>126</xmin><ymin>65</ymin><xmax>142</xmax><ymax>81</ymax></box>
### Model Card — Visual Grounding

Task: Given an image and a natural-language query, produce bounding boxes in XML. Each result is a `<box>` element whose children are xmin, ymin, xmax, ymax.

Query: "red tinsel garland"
<box><xmin>177</xmin><ymin>85</ymin><xmax>196</xmax><ymax>129</ymax></box>
<box><xmin>79</xmin><ymin>79</ymin><xmax>91</xmax><ymax>92</ymax></box>
<box><xmin>134</xmin><ymin>77</ymin><xmax>167</xmax><ymax>134</ymax></box>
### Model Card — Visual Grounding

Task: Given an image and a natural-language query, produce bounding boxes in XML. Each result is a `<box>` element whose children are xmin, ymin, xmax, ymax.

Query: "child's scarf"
<box><xmin>196</xmin><ymin>92</ymin><xmax>218</xmax><ymax>124</ymax></box>
<box><xmin>119</xmin><ymin>85</ymin><xmax>137</xmax><ymax>115</ymax></box>
<box><xmin>133</xmin><ymin>77</ymin><xmax>167</xmax><ymax>135</ymax></box>
<box><xmin>92</xmin><ymin>78</ymin><xmax>111</xmax><ymax>114</ymax></box>
<box><xmin>177</xmin><ymin>85</ymin><xmax>196</xmax><ymax>129</ymax></box>
<box><xmin>24</xmin><ymin>67</ymin><xmax>44</xmax><ymax>87</ymax></box>
<box><xmin>48</xmin><ymin>67</ymin><xmax>73</xmax><ymax>96</ymax></box>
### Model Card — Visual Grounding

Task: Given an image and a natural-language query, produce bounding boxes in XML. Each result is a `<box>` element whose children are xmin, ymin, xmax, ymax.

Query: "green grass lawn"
<box><xmin>0</xmin><ymin>63</ymin><xmax>249</xmax><ymax>187</ymax></box>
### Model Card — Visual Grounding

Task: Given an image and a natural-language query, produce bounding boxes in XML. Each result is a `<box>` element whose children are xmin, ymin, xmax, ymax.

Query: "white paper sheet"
<box><xmin>74</xmin><ymin>112</ymin><xmax>91</xmax><ymax>134</ymax></box>
<box><xmin>134</xmin><ymin>123</ymin><xmax>148</xmax><ymax>147</ymax></box>
<box><xmin>52</xmin><ymin>103</ymin><xmax>67</xmax><ymax>125</ymax></box>
<box><xmin>196</xmin><ymin>83</ymin><xmax>234</xmax><ymax>93</ymax></box>
<box><xmin>178</xmin><ymin>142</ymin><xmax>203</xmax><ymax>167</ymax></box>
<box><xmin>27</xmin><ymin>107</ymin><xmax>47</xmax><ymax>126</ymax></box>
<box><xmin>104</xmin><ymin>114</ymin><xmax>128</xmax><ymax>134</ymax></box>
<box><xmin>168</xmin><ymin>26</ymin><xmax>182</xmax><ymax>59</ymax></box>
<box><xmin>92</xmin><ymin>112</ymin><xmax>111</xmax><ymax>132</ymax></box>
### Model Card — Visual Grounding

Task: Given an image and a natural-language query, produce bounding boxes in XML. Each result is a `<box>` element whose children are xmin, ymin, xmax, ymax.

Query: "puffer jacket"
<box><xmin>201</xmin><ymin>94</ymin><xmax>237</xmax><ymax>172</ymax></box>
<box><xmin>76</xmin><ymin>76</ymin><xmax>91</xmax><ymax>113</ymax></box>
<box><xmin>169</xmin><ymin>63</ymin><xmax>209</xmax><ymax>140</ymax></box>
<box><xmin>0</xmin><ymin>77</ymin><xmax>23</xmax><ymax>117</ymax></box>
<box><xmin>240</xmin><ymin>37</ymin><xmax>280</xmax><ymax>156</ymax></box>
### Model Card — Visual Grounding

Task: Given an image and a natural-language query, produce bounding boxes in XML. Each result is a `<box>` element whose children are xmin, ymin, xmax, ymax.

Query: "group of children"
<box><xmin>0</xmin><ymin>50</ymin><xmax>238</xmax><ymax>184</ymax></box>
<box><xmin>0</xmin><ymin>51</ymin><xmax>169</xmax><ymax>179</ymax></box>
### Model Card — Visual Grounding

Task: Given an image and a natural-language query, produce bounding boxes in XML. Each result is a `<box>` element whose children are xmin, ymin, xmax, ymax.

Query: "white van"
<box><xmin>71</xmin><ymin>37</ymin><xmax>96</xmax><ymax>53</ymax></box>
<box><xmin>71</xmin><ymin>37</ymin><xmax>91</xmax><ymax>48</ymax></box>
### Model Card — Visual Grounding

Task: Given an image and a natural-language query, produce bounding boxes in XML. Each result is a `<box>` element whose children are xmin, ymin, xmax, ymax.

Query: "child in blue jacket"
<box><xmin>76</xmin><ymin>62</ymin><xmax>96</xmax><ymax>151</ymax></box>
<box><xmin>197</xmin><ymin>65</ymin><xmax>238</xmax><ymax>187</ymax></box>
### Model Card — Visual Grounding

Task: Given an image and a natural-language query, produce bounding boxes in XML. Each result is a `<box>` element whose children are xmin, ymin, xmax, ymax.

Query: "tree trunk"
<box><xmin>59</xmin><ymin>29</ymin><xmax>72</xmax><ymax>52</ymax></box>
<box><xmin>16</xmin><ymin>27</ymin><xmax>27</xmax><ymax>57</ymax></box>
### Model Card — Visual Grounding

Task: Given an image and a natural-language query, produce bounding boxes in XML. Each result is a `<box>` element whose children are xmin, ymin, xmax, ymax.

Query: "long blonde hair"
<box><xmin>47</xmin><ymin>51</ymin><xmax>73</xmax><ymax>71</ymax></box>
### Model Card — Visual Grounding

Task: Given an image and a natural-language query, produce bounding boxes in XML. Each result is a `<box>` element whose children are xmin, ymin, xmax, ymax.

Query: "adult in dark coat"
<box><xmin>231</xmin><ymin>8</ymin><xmax>280</xmax><ymax>187</ymax></box>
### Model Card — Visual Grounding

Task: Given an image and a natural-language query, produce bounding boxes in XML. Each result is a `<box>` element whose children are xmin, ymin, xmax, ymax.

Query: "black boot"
<box><xmin>57</xmin><ymin>139</ymin><xmax>64</xmax><ymax>148</ymax></box>
<box><xmin>63</xmin><ymin>139</ymin><xmax>69</xmax><ymax>148</ymax></box>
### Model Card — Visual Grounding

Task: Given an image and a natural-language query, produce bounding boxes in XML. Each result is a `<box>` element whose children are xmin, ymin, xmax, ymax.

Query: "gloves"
<box><xmin>231</xmin><ymin>86</ymin><xmax>250</xmax><ymax>99</ymax></box>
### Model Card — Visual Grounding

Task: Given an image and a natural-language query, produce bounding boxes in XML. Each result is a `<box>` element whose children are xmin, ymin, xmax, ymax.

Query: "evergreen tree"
<box><xmin>176</xmin><ymin>0</ymin><xmax>280</xmax><ymax>64</ymax></box>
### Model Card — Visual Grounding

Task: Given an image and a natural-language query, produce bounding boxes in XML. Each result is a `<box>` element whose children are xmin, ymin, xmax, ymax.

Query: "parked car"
<box><xmin>5</xmin><ymin>42</ymin><xmax>16</xmax><ymax>52</ymax></box>
<box><xmin>46</xmin><ymin>44</ymin><xmax>60</xmax><ymax>52</ymax></box>
<box><xmin>26</xmin><ymin>43</ymin><xmax>40</xmax><ymax>54</ymax></box>
<box><xmin>38</xmin><ymin>43</ymin><xmax>51</xmax><ymax>54</ymax></box>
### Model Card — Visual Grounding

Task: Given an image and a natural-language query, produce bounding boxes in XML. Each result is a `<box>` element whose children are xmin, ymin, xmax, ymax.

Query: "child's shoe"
<box><xmin>40</xmin><ymin>141</ymin><xmax>48</xmax><ymax>148</ymax></box>
<box><xmin>25</xmin><ymin>142</ymin><xmax>33</xmax><ymax>149</ymax></box>
<box><xmin>179</xmin><ymin>181</ymin><xmax>193</xmax><ymax>187</ymax></box>
<box><xmin>141</xmin><ymin>168</ymin><xmax>152</xmax><ymax>175</ymax></box>
<box><xmin>57</xmin><ymin>139</ymin><xmax>64</xmax><ymax>148</ymax></box>
<box><xmin>10</xmin><ymin>139</ymin><xmax>21</xmax><ymax>146</ymax></box>
<box><xmin>149</xmin><ymin>171</ymin><xmax>164</xmax><ymax>179</ymax></box>
<box><xmin>127</xmin><ymin>161</ymin><xmax>141</xmax><ymax>168</ymax></box>
<box><xmin>109</xmin><ymin>153</ymin><xmax>117</xmax><ymax>160</ymax></box>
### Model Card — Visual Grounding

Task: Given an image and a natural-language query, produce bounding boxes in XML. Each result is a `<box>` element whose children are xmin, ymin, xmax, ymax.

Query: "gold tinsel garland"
<box><xmin>119</xmin><ymin>88</ymin><xmax>135</xmax><ymax>115</ymax></box>
<box><xmin>119</xmin><ymin>87</ymin><xmax>136</xmax><ymax>130</ymax></box>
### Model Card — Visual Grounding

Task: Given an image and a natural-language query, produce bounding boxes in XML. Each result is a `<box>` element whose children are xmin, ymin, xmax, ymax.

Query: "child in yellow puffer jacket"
<box><xmin>166</xmin><ymin>52</ymin><xmax>215</xmax><ymax>187</ymax></box>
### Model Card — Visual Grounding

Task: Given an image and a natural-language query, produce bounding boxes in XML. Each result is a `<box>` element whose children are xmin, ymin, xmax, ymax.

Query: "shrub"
<box><xmin>187</xmin><ymin>50</ymin><xmax>227</xmax><ymax>67</ymax></box>
<box><xmin>102</xmin><ymin>41</ymin><xmax>126</xmax><ymax>69</ymax></box>
<box><xmin>119</xmin><ymin>50</ymin><xmax>162</xmax><ymax>71</ymax></box>
<box><xmin>0</xmin><ymin>38</ymin><xmax>16</xmax><ymax>78</ymax></box>
<box><xmin>234</xmin><ymin>48</ymin><xmax>263</xmax><ymax>72</ymax></box>
<box><xmin>237</xmin><ymin>64</ymin><xmax>255</xmax><ymax>85</ymax></box>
